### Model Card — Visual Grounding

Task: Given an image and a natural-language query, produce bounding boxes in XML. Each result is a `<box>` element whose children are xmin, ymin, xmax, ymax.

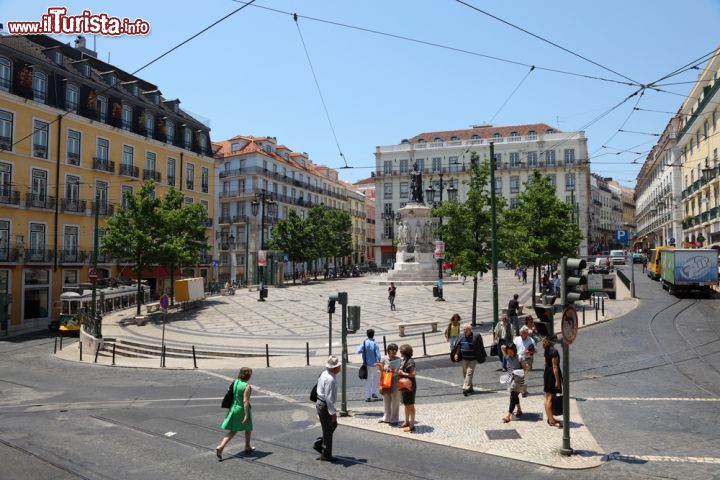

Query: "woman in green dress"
<box><xmin>216</xmin><ymin>367</ymin><xmax>254</xmax><ymax>460</ymax></box>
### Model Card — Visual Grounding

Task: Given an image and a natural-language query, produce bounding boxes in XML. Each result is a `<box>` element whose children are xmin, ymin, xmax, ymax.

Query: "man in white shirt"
<box><xmin>314</xmin><ymin>355</ymin><xmax>341</xmax><ymax>462</ymax></box>
<box><xmin>514</xmin><ymin>326</ymin><xmax>536</xmax><ymax>397</ymax></box>
<box><xmin>357</xmin><ymin>329</ymin><xmax>382</xmax><ymax>402</ymax></box>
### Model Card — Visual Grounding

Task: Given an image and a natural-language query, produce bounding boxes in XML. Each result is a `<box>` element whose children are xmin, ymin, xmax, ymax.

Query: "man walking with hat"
<box><xmin>313</xmin><ymin>355</ymin><xmax>341</xmax><ymax>462</ymax></box>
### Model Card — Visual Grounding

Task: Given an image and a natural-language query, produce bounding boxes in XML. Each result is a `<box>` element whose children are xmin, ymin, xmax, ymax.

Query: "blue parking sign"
<box><xmin>615</xmin><ymin>230</ymin><xmax>628</xmax><ymax>243</ymax></box>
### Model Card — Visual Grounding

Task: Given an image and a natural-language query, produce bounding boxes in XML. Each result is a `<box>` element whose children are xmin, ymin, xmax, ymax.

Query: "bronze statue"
<box><xmin>410</xmin><ymin>162</ymin><xmax>424</xmax><ymax>203</ymax></box>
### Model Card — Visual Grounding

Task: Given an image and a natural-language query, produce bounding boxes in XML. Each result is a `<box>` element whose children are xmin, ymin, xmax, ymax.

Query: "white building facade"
<box><xmin>374</xmin><ymin>123</ymin><xmax>591</xmax><ymax>265</ymax></box>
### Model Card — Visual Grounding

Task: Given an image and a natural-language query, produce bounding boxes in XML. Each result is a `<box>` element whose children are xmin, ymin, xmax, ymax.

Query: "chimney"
<box><xmin>74</xmin><ymin>35</ymin><xmax>98</xmax><ymax>58</ymax></box>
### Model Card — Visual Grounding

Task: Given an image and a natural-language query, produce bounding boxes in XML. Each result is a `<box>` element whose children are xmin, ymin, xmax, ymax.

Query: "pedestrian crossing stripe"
<box><xmin>583</xmin><ymin>397</ymin><xmax>720</xmax><ymax>402</ymax></box>
<box><xmin>604</xmin><ymin>453</ymin><xmax>720</xmax><ymax>464</ymax></box>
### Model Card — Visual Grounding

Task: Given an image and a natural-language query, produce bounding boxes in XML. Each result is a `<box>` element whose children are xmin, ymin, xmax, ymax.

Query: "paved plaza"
<box><xmin>50</xmin><ymin>269</ymin><xmax>641</xmax><ymax>470</ymax></box>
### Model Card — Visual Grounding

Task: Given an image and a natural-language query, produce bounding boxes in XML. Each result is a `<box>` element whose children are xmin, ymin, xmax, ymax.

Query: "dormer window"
<box><xmin>546</xmin><ymin>128</ymin><xmax>554</xmax><ymax>134</ymax></box>
<box><xmin>493</xmin><ymin>132</ymin><xmax>502</xmax><ymax>140</ymax></box>
<box><xmin>231</xmin><ymin>142</ymin><xmax>240</xmax><ymax>152</ymax></box>
<box><xmin>528</xmin><ymin>130</ymin><xmax>536</xmax><ymax>137</ymax></box>
<box><xmin>434</xmin><ymin>137</ymin><xmax>442</xmax><ymax>143</ymax></box>
<box><xmin>198</xmin><ymin>132</ymin><xmax>207</xmax><ymax>152</ymax></box>
<box><xmin>50</xmin><ymin>50</ymin><xmax>63</xmax><ymax>65</ymax></box>
<box><xmin>510</xmin><ymin>131</ymin><xmax>518</xmax><ymax>137</ymax></box>
<box><xmin>183</xmin><ymin>127</ymin><xmax>192</xmax><ymax>149</ymax></box>
<box><xmin>75</xmin><ymin>61</ymin><xmax>91</xmax><ymax>77</ymax></box>
<box><xmin>471</xmin><ymin>134</ymin><xmax>480</xmax><ymax>140</ymax></box>
<box><xmin>450</xmin><ymin>136</ymin><xmax>458</xmax><ymax>140</ymax></box>
<box><xmin>0</xmin><ymin>56</ymin><xmax>11</xmax><ymax>92</ymax></box>
<box><xmin>417</xmin><ymin>138</ymin><xmax>426</xmax><ymax>143</ymax></box>
<box><xmin>106</xmin><ymin>73</ymin><xmax>117</xmax><ymax>86</ymax></box>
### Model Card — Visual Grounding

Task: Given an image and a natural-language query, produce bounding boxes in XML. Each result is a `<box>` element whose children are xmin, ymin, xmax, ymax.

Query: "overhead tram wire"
<box><xmin>453</xmin><ymin>0</ymin><xmax>640</xmax><ymax>86</ymax></box>
<box><xmin>293</xmin><ymin>13</ymin><xmax>349</xmax><ymax>169</ymax></box>
<box><xmin>489</xmin><ymin>66</ymin><xmax>535</xmax><ymax>124</ymax></box>
<box><xmin>231</xmin><ymin>0</ymin><xmax>636</xmax><ymax>87</ymax></box>
<box><xmin>589</xmin><ymin>88</ymin><xmax>645</xmax><ymax>158</ymax></box>
<box><xmin>9</xmin><ymin>0</ymin><xmax>258</xmax><ymax>151</ymax></box>
<box><xmin>647</xmin><ymin>48</ymin><xmax>720</xmax><ymax>86</ymax></box>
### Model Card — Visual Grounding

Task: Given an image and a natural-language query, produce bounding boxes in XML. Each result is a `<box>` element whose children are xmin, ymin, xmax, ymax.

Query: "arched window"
<box><xmin>510</xmin><ymin>131</ymin><xmax>519</xmax><ymax>137</ymax></box>
<box><xmin>433</xmin><ymin>137</ymin><xmax>442</xmax><ymax>143</ymax></box>
<box><xmin>65</xmin><ymin>84</ymin><xmax>79</xmax><ymax>112</ymax></box>
<box><xmin>528</xmin><ymin>130</ymin><xmax>536</xmax><ymax>137</ymax></box>
<box><xmin>493</xmin><ymin>132</ymin><xmax>502</xmax><ymax>140</ymax></box>
<box><xmin>0</xmin><ymin>56</ymin><xmax>11</xmax><ymax>92</ymax></box>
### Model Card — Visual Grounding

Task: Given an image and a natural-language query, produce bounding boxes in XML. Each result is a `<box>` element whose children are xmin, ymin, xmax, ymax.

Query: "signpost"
<box><xmin>160</xmin><ymin>293</ymin><xmax>169</xmax><ymax>368</ymax></box>
<box><xmin>560</xmin><ymin>305</ymin><xmax>578</xmax><ymax>456</ymax></box>
<box><xmin>561</xmin><ymin>305</ymin><xmax>578</xmax><ymax>345</ymax></box>
<box><xmin>88</xmin><ymin>269</ymin><xmax>98</xmax><ymax>282</ymax></box>
<box><xmin>615</xmin><ymin>230</ymin><xmax>628</xmax><ymax>244</ymax></box>
<box><xmin>258</xmin><ymin>250</ymin><xmax>267</xmax><ymax>267</ymax></box>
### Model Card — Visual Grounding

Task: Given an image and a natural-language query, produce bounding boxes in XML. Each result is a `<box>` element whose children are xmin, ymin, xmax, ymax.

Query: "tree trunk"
<box><xmin>471</xmin><ymin>273</ymin><xmax>478</xmax><ymax>326</ymax></box>
<box><xmin>169</xmin><ymin>263</ymin><xmax>175</xmax><ymax>306</ymax></box>
<box><xmin>136</xmin><ymin>256</ymin><xmax>142</xmax><ymax>317</ymax></box>
<box><xmin>532</xmin><ymin>263</ymin><xmax>537</xmax><ymax>307</ymax></box>
<box><xmin>292</xmin><ymin>260</ymin><xmax>296</xmax><ymax>285</ymax></box>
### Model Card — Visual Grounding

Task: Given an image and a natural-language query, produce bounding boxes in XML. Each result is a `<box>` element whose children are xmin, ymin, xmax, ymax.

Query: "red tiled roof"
<box><xmin>353</xmin><ymin>177</ymin><xmax>376</xmax><ymax>185</ymax></box>
<box><xmin>408</xmin><ymin>123</ymin><xmax>559</xmax><ymax>143</ymax></box>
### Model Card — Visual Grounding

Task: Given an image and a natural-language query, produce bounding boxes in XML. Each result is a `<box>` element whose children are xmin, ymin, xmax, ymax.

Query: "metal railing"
<box><xmin>93</xmin><ymin>157</ymin><xmax>115</xmax><ymax>173</ymax></box>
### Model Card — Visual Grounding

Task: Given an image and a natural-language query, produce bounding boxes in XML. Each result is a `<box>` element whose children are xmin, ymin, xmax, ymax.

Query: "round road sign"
<box><xmin>88</xmin><ymin>269</ymin><xmax>98</xmax><ymax>282</ymax></box>
<box><xmin>160</xmin><ymin>294</ymin><xmax>170</xmax><ymax>310</ymax></box>
<box><xmin>561</xmin><ymin>305</ymin><xmax>578</xmax><ymax>345</ymax></box>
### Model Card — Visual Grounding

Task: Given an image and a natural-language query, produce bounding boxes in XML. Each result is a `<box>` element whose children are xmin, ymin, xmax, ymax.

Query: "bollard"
<box><xmin>94</xmin><ymin>344</ymin><xmax>100</xmax><ymax>363</ymax></box>
<box><xmin>422</xmin><ymin>332</ymin><xmax>428</xmax><ymax>357</ymax></box>
<box><xmin>582</xmin><ymin>304</ymin><xmax>586</xmax><ymax>326</ymax></box>
<box><xmin>306</xmin><ymin>342</ymin><xmax>310</xmax><ymax>366</ymax></box>
<box><xmin>59</xmin><ymin>334</ymin><xmax>63</xmax><ymax>351</ymax></box>
<box><xmin>161</xmin><ymin>345</ymin><xmax>166</xmax><ymax>368</ymax></box>
<box><xmin>265</xmin><ymin>344</ymin><xmax>270</xmax><ymax>368</ymax></box>
<box><xmin>601</xmin><ymin>297</ymin><xmax>605</xmax><ymax>317</ymax></box>
<box><xmin>79</xmin><ymin>341</ymin><xmax>83</xmax><ymax>361</ymax></box>
<box><xmin>53</xmin><ymin>337</ymin><xmax>57</xmax><ymax>354</ymax></box>
<box><xmin>112</xmin><ymin>343</ymin><xmax>116</xmax><ymax>366</ymax></box>
<box><xmin>192</xmin><ymin>345</ymin><xmax>198</xmax><ymax>368</ymax></box>
<box><xmin>595</xmin><ymin>302</ymin><xmax>599</xmax><ymax>323</ymax></box>
<box><xmin>383</xmin><ymin>336</ymin><xmax>387</xmax><ymax>354</ymax></box>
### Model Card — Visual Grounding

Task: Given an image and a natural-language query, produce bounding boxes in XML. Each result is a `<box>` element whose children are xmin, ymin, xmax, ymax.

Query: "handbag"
<box><xmin>358</xmin><ymin>341</ymin><xmax>368</xmax><ymax>379</ymax></box>
<box><xmin>221</xmin><ymin>381</ymin><xmax>235</xmax><ymax>408</ymax></box>
<box><xmin>552</xmin><ymin>395</ymin><xmax>564</xmax><ymax>416</ymax></box>
<box><xmin>490</xmin><ymin>343</ymin><xmax>499</xmax><ymax>357</ymax></box>
<box><xmin>398</xmin><ymin>377</ymin><xmax>412</xmax><ymax>392</ymax></box>
<box><xmin>310</xmin><ymin>383</ymin><xmax>318</xmax><ymax>402</ymax></box>
<box><xmin>379</xmin><ymin>371</ymin><xmax>393</xmax><ymax>389</ymax></box>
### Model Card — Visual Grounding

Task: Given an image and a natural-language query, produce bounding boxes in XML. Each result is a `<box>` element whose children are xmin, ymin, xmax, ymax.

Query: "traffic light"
<box><xmin>560</xmin><ymin>257</ymin><xmax>588</xmax><ymax>305</ymax></box>
<box><xmin>327</xmin><ymin>298</ymin><xmax>336</xmax><ymax>314</ymax></box>
<box><xmin>347</xmin><ymin>306</ymin><xmax>361</xmax><ymax>333</ymax></box>
<box><xmin>533</xmin><ymin>305</ymin><xmax>555</xmax><ymax>338</ymax></box>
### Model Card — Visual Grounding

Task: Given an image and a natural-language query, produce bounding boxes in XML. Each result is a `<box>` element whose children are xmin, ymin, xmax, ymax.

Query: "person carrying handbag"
<box><xmin>357</xmin><ymin>329</ymin><xmax>382</xmax><ymax>402</ymax></box>
<box><xmin>494</xmin><ymin>314</ymin><xmax>515</xmax><ymax>372</ymax></box>
<box><xmin>376</xmin><ymin>343</ymin><xmax>401</xmax><ymax>425</ymax></box>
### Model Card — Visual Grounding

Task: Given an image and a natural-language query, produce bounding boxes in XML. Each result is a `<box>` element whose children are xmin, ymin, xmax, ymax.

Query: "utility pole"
<box><xmin>89</xmin><ymin>191</ymin><xmax>101</xmax><ymax>338</ymax></box>
<box><xmin>490</xmin><ymin>142</ymin><xmax>499</xmax><ymax>328</ymax></box>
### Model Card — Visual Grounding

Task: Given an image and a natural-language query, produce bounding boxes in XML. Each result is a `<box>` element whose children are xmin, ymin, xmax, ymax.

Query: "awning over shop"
<box><xmin>119</xmin><ymin>266</ymin><xmax>182</xmax><ymax>278</ymax></box>
<box><xmin>380</xmin><ymin>246</ymin><xmax>397</xmax><ymax>253</ymax></box>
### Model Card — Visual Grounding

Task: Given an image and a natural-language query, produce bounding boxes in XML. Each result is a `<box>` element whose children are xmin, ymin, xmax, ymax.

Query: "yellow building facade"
<box><xmin>0</xmin><ymin>35</ymin><xmax>215</xmax><ymax>333</ymax></box>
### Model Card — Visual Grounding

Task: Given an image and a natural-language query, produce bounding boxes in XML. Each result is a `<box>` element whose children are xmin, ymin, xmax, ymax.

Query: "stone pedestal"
<box><xmin>387</xmin><ymin>203</ymin><xmax>440</xmax><ymax>282</ymax></box>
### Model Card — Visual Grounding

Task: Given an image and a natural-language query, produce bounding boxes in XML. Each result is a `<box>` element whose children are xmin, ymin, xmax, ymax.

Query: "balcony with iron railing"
<box><xmin>0</xmin><ymin>188</ymin><xmax>20</xmax><ymax>205</ymax></box>
<box><xmin>0</xmin><ymin>135</ymin><xmax>11</xmax><ymax>151</ymax></box>
<box><xmin>93</xmin><ymin>157</ymin><xmax>115</xmax><ymax>173</ymax></box>
<box><xmin>61</xmin><ymin>198</ymin><xmax>86</xmax><ymax>214</ymax></box>
<box><xmin>92</xmin><ymin>201</ymin><xmax>114</xmax><ymax>217</ymax></box>
<box><xmin>119</xmin><ymin>164</ymin><xmax>139</xmax><ymax>178</ymax></box>
<box><xmin>167</xmin><ymin>175</ymin><xmax>176</xmax><ymax>186</ymax></box>
<box><xmin>66</xmin><ymin>151</ymin><xmax>81</xmax><ymax>166</ymax></box>
<box><xmin>58</xmin><ymin>249</ymin><xmax>87</xmax><ymax>264</ymax></box>
<box><xmin>24</xmin><ymin>249</ymin><xmax>53</xmax><ymax>263</ymax></box>
<box><xmin>143</xmin><ymin>169</ymin><xmax>161</xmax><ymax>182</ymax></box>
<box><xmin>0</xmin><ymin>247</ymin><xmax>20</xmax><ymax>262</ymax></box>
<box><xmin>26</xmin><ymin>193</ymin><xmax>56</xmax><ymax>210</ymax></box>
<box><xmin>33</xmin><ymin>144</ymin><xmax>48</xmax><ymax>158</ymax></box>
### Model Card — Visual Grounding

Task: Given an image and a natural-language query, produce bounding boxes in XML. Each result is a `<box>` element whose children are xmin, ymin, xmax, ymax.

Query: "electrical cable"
<box><xmin>292</xmin><ymin>13</ymin><xmax>348</xmax><ymax>168</ymax></box>
<box><xmin>647</xmin><ymin>48</ymin><xmax>719</xmax><ymax>86</ymax></box>
<box><xmin>453</xmin><ymin>0</ymin><xmax>640</xmax><ymax>85</ymax></box>
<box><xmin>489</xmin><ymin>66</ymin><xmax>535</xmax><ymax>124</ymax></box>
<box><xmin>231</xmin><ymin>0</ymin><xmax>637</xmax><ymax>87</ymax></box>
<box><xmin>588</xmin><ymin>88</ymin><xmax>645</xmax><ymax>157</ymax></box>
<box><xmin>618</xmin><ymin>129</ymin><xmax>660</xmax><ymax>137</ymax></box>
<box><xmin>8</xmin><ymin>0</ymin><xmax>257</xmax><ymax>151</ymax></box>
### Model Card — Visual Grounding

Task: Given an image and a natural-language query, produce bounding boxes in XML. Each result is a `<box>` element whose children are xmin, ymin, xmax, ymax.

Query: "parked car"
<box><xmin>632</xmin><ymin>252</ymin><xmax>645</xmax><ymax>264</ymax></box>
<box><xmin>609</xmin><ymin>249</ymin><xmax>626</xmax><ymax>265</ymax></box>
<box><xmin>589</xmin><ymin>257</ymin><xmax>611</xmax><ymax>274</ymax></box>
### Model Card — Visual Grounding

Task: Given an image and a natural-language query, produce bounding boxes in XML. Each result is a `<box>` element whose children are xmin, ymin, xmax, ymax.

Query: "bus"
<box><xmin>646</xmin><ymin>246</ymin><xmax>676</xmax><ymax>280</ymax></box>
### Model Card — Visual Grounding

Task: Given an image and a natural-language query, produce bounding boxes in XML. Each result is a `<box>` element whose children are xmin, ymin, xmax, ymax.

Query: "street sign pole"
<box><xmin>489</xmin><ymin>142</ymin><xmax>499</xmax><ymax>329</ymax></box>
<box><xmin>560</xmin><ymin>305</ymin><xmax>578</xmax><ymax>456</ymax></box>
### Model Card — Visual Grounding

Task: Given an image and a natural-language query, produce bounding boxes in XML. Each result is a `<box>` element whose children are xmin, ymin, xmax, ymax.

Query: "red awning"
<box><xmin>380</xmin><ymin>246</ymin><xmax>397</xmax><ymax>253</ymax></box>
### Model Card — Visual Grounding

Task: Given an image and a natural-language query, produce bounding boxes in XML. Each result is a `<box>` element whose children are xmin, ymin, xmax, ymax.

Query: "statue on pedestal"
<box><xmin>423</xmin><ymin>220</ymin><xmax>433</xmax><ymax>245</ymax></box>
<box><xmin>410</xmin><ymin>162</ymin><xmax>424</xmax><ymax>204</ymax></box>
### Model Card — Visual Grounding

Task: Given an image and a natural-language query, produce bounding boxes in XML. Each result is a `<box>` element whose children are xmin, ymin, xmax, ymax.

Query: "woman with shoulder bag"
<box><xmin>216</xmin><ymin>367</ymin><xmax>254</xmax><ymax>460</ymax></box>
<box><xmin>376</xmin><ymin>343</ymin><xmax>401</xmax><ymax>426</ymax></box>
<box><xmin>398</xmin><ymin>344</ymin><xmax>417</xmax><ymax>432</ymax></box>
<box><xmin>501</xmin><ymin>344</ymin><xmax>526</xmax><ymax>423</ymax></box>
<box><xmin>543</xmin><ymin>336</ymin><xmax>563</xmax><ymax>428</ymax></box>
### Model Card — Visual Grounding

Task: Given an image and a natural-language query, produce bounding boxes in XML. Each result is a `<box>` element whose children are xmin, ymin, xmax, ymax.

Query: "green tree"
<box><xmin>306</xmin><ymin>205</ymin><xmax>333</xmax><ymax>278</ymax></box>
<box><xmin>269</xmin><ymin>209</ymin><xmax>310</xmax><ymax>284</ymax></box>
<box><xmin>434</xmin><ymin>152</ymin><xmax>504</xmax><ymax>325</ymax></box>
<box><xmin>327</xmin><ymin>209</ymin><xmax>353</xmax><ymax>267</ymax></box>
<box><xmin>101</xmin><ymin>181</ymin><xmax>162</xmax><ymax>316</ymax></box>
<box><xmin>157</xmin><ymin>188</ymin><xmax>209</xmax><ymax>304</ymax></box>
<box><xmin>503</xmin><ymin>170</ymin><xmax>582</xmax><ymax>305</ymax></box>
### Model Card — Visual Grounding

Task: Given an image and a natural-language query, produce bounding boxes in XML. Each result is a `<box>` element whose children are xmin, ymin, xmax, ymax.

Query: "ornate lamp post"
<box><xmin>251</xmin><ymin>190</ymin><xmax>276</xmax><ymax>302</ymax></box>
<box><xmin>426</xmin><ymin>174</ymin><xmax>455</xmax><ymax>302</ymax></box>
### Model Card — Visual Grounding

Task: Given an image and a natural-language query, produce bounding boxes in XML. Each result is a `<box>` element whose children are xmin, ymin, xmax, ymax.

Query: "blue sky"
<box><xmin>3</xmin><ymin>1</ymin><xmax>719</xmax><ymax>186</ymax></box>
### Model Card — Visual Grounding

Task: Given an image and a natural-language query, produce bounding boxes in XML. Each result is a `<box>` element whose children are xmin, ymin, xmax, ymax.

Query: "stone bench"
<box><xmin>398</xmin><ymin>321</ymin><xmax>439</xmax><ymax>337</ymax></box>
<box><xmin>145</xmin><ymin>302</ymin><xmax>161</xmax><ymax>314</ymax></box>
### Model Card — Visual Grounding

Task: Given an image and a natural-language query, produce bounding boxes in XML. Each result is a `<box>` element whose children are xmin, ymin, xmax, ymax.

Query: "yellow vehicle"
<box><xmin>646</xmin><ymin>246</ymin><xmax>676</xmax><ymax>280</ymax></box>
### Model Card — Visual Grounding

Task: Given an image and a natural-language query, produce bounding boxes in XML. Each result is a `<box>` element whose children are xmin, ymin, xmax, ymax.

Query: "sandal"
<box><xmin>244</xmin><ymin>446</ymin><xmax>256</xmax><ymax>453</ymax></box>
<box><xmin>215</xmin><ymin>447</ymin><xmax>223</xmax><ymax>460</ymax></box>
<box><xmin>514</xmin><ymin>409</ymin><xmax>523</xmax><ymax>417</ymax></box>
<box><xmin>403</xmin><ymin>426</ymin><xmax>415</xmax><ymax>432</ymax></box>
<box><xmin>399</xmin><ymin>422</ymin><xmax>410</xmax><ymax>428</ymax></box>
<box><xmin>502</xmin><ymin>415</ymin><xmax>511</xmax><ymax>423</ymax></box>
<box><xmin>547</xmin><ymin>420</ymin><xmax>562</xmax><ymax>428</ymax></box>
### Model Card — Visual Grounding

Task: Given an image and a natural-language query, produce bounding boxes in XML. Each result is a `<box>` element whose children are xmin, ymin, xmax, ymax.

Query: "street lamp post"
<box><xmin>228</xmin><ymin>233</ymin><xmax>235</xmax><ymax>286</ymax></box>
<box><xmin>426</xmin><ymin>174</ymin><xmax>457</xmax><ymax>302</ymax></box>
<box><xmin>251</xmin><ymin>190</ymin><xmax>276</xmax><ymax>302</ymax></box>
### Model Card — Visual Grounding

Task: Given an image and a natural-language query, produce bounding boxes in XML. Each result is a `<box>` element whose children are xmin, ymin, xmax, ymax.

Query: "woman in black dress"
<box><xmin>398</xmin><ymin>344</ymin><xmax>417</xmax><ymax>432</ymax></box>
<box><xmin>542</xmin><ymin>337</ymin><xmax>562</xmax><ymax>428</ymax></box>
